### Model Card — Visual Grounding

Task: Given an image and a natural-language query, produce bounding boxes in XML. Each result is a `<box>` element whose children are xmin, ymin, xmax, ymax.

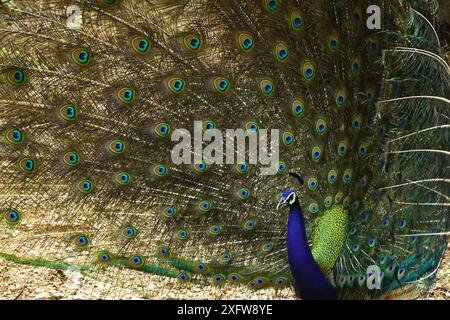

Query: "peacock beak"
<box><xmin>277</xmin><ymin>198</ymin><xmax>287</xmax><ymax>210</ymax></box>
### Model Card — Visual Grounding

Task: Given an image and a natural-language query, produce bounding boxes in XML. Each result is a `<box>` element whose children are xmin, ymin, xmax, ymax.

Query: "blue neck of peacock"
<box><xmin>287</xmin><ymin>202</ymin><xmax>337</xmax><ymax>300</ymax></box>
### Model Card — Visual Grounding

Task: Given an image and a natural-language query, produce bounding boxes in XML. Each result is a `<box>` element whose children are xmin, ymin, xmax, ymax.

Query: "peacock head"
<box><xmin>277</xmin><ymin>189</ymin><xmax>298</xmax><ymax>209</ymax></box>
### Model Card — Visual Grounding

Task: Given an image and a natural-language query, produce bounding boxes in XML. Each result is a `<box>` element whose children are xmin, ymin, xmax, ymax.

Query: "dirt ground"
<box><xmin>0</xmin><ymin>249</ymin><xmax>448</xmax><ymax>300</ymax></box>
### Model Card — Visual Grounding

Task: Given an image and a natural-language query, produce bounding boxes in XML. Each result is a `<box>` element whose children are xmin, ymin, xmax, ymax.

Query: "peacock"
<box><xmin>0</xmin><ymin>0</ymin><xmax>448</xmax><ymax>300</ymax></box>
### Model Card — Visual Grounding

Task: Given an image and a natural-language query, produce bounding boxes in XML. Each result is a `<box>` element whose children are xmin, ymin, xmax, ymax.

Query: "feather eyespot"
<box><xmin>18</xmin><ymin>157</ymin><xmax>35</xmax><ymax>173</ymax></box>
<box><xmin>177</xmin><ymin>272</ymin><xmax>191</xmax><ymax>283</ymax></box>
<box><xmin>301</xmin><ymin>61</ymin><xmax>316</xmax><ymax>81</ymax></box>
<box><xmin>352</xmin><ymin>12</ymin><xmax>361</xmax><ymax>23</ymax></box>
<box><xmin>176</xmin><ymin>229</ymin><xmax>189</xmax><ymax>240</ymax></box>
<box><xmin>350</xmin><ymin>56</ymin><xmax>362</xmax><ymax>74</ymax></box>
<box><xmin>237</xmin><ymin>187</ymin><xmax>250</xmax><ymax>200</ymax></box>
<box><xmin>220</xmin><ymin>252</ymin><xmax>233</xmax><ymax>264</ymax></box>
<box><xmin>274</xmin><ymin>41</ymin><xmax>289</xmax><ymax>62</ymax></box>
<box><xmin>129</xmin><ymin>255</ymin><xmax>144</xmax><ymax>268</ymax></box>
<box><xmin>335</xmin><ymin>192</ymin><xmax>344</xmax><ymax>204</ymax></box>
<box><xmin>351</xmin><ymin>243</ymin><xmax>361</xmax><ymax>252</ymax></box>
<box><xmin>336</xmin><ymin>275</ymin><xmax>347</xmax><ymax>288</ymax></box>
<box><xmin>328</xmin><ymin>34</ymin><xmax>339</xmax><ymax>50</ymax></box>
<box><xmin>351</xmin><ymin>200</ymin><xmax>360</xmax><ymax>211</ymax></box>
<box><xmin>262</xmin><ymin>242</ymin><xmax>273</xmax><ymax>253</ymax></box>
<box><xmin>71</xmin><ymin>48</ymin><xmax>91</xmax><ymax>66</ymax></box>
<box><xmin>327</xmin><ymin>169</ymin><xmax>338</xmax><ymax>184</ymax></box>
<box><xmin>154</xmin><ymin>122</ymin><xmax>171</xmax><ymax>137</ymax></box>
<box><xmin>153</xmin><ymin>164</ymin><xmax>168</xmax><ymax>177</ymax></box>
<box><xmin>308</xmin><ymin>202</ymin><xmax>319</xmax><ymax>214</ymax></box>
<box><xmin>290</xmin><ymin>99</ymin><xmax>304</xmax><ymax>117</ymax></box>
<box><xmin>159</xmin><ymin>247</ymin><xmax>170</xmax><ymax>257</ymax></box>
<box><xmin>194</xmin><ymin>162</ymin><xmax>208</xmax><ymax>173</ymax></box>
<box><xmin>162</xmin><ymin>207</ymin><xmax>175</xmax><ymax>219</ymax></box>
<box><xmin>276</xmin><ymin>162</ymin><xmax>287</xmax><ymax>175</ymax></box>
<box><xmin>358</xmin><ymin>143</ymin><xmax>368</xmax><ymax>156</ymax></box>
<box><xmin>250</xmin><ymin>276</ymin><xmax>268</xmax><ymax>289</ymax></box>
<box><xmin>196</xmin><ymin>263</ymin><xmax>208</xmax><ymax>273</ymax></box>
<box><xmin>343</xmin><ymin>169</ymin><xmax>352</xmax><ymax>183</ymax></box>
<box><xmin>289</xmin><ymin>11</ymin><xmax>304</xmax><ymax>31</ymax></box>
<box><xmin>74</xmin><ymin>234</ymin><xmax>89</xmax><ymax>248</ymax></box>
<box><xmin>108</xmin><ymin>139</ymin><xmax>126</xmax><ymax>155</ymax></box>
<box><xmin>236</xmin><ymin>163</ymin><xmax>249</xmax><ymax>174</ymax></box>
<box><xmin>117</xmin><ymin>87</ymin><xmax>136</xmax><ymax>104</ymax></box>
<box><xmin>98</xmin><ymin>252</ymin><xmax>112</xmax><ymax>264</ymax></box>
<box><xmin>4</xmin><ymin>128</ymin><xmax>25</xmax><ymax>145</ymax></box>
<box><xmin>198</xmin><ymin>200</ymin><xmax>212</xmax><ymax>212</ymax></box>
<box><xmin>166</xmin><ymin>77</ymin><xmax>185</xmax><ymax>94</ymax></box>
<box><xmin>77</xmin><ymin>179</ymin><xmax>94</xmax><ymax>193</ymax></box>
<box><xmin>212</xmin><ymin>274</ymin><xmax>225</xmax><ymax>285</ymax></box>
<box><xmin>249</xmin><ymin>277</ymin><xmax>267</xmax><ymax>289</ymax></box>
<box><xmin>202</xmin><ymin>120</ymin><xmax>216</xmax><ymax>132</ymax></box>
<box><xmin>236</xmin><ymin>32</ymin><xmax>254</xmax><ymax>53</ymax></box>
<box><xmin>4</xmin><ymin>209</ymin><xmax>21</xmax><ymax>224</ymax></box>
<box><xmin>330</xmin><ymin>39</ymin><xmax>338</xmax><ymax>49</ymax></box>
<box><xmin>243</xmin><ymin>219</ymin><xmax>256</xmax><ymax>231</ymax></box>
<box><xmin>360</xmin><ymin>211</ymin><xmax>370</xmax><ymax>223</ymax></box>
<box><xmin>337</xmin><ymin>140</ymin><xmax>348</xmax><ymax>157</ymax></box>
<box><xmin>115</xmin><ymin>172</ymin><xmax>130</xmax><ymax>185</ymax></box>
<box><xmin>311</xmin><ymin>146</ymin><xmax>322</xmax><ymax>162</ymax></box>
<box><xmin>275</xmin><ymin>277</ymin><xmax>287</xmax><ymax>288</ymax></box>
<box><xmin>307</xmin><ymin>177</ymin><xmax>318</xmax><ymax>191</ymax></box>
<box><xmin>59</xmin><ymin>104</ymin><xmax>81</xmax><ymax>122</ymax></box>
<box><xmin>263</xmin><ymin>0</ymin><xmax>279</xmax><ymax>12</ymax></box>
<box><xmin>368</xmin><ymin>238</ymin><xmax>377</xmax><ymax>248</ymax></box>
<box><xmin>370</xmin><ymin>41</ymin><xmax>379</xmax><ymax>53</ymax></box>
<box><xmin>315</xmin><ymin>118</ymin><xmax>328</xmax><ymax>135</ymax></box>
<box><xmin>324</xmin><ymin>196</ymin><xmax>333</xmax><ymax>208</ymax></box>
<box><xmin>63</xmin><ymin>151</ymin><xmax>81</xmax><ymax>167</ymax></box>
<box><xmin>6</xmin><ymin>67</ymin><xmax>26</xmax><ymax>85</ymax></box>
<box><xmin>208</xmin><ymin>224</ymin><xmax>222</xmax><ymax>236</ymax></box>
<box><xmin>335</xmin><ymin>89</ymin><xmax>347</xmax><ymax>107</ymax></box>
<box><xmin>227</xmin><ymin>273</ymin><xmax>241</xmax><ymax>283</ymax></box>
<box><xmin>352</xmin><ymin>115</ymin><xmax>362</xmax><ymax>129</ymax></box>
<box><xmin>245</xmin><ymin>121</ymin><xmax>259</xmax><ymax>134</ymax></box>
<box><xmin>399</xmin><ymin>218</ymin><xmax>407</xmax><ymax>229</ymax></box>
<box><xmin>282</xmin><ymin>131</ymin><xmax>294</xmax><ymax>146</ymax></box>
<box><xmin>212</xmin><ymin>77</ymin><xmax>230</xmax><ymax>94</ymax></box>
<box><xmin>260</xmin><ymin>79</ymin><xmax>274</xmax><ymax>96</ymax></box>
<box><xmin>342</xmin><ymin>196</ymin><xmax>351</xmax><ymax>208</ymax></box>
<box><xmin>183</xmin><ymin>34</ymin><xmax>203</xmax><ymax>52</ymax></box>
<box><xmin>122</xmin><ymin>226</ymin><xmax>138</xmax><ymax>239</ymax></box>
<box><xmin>358</xmin><ymin>176</ymin><xmax>368</xmax><ymax>188</ymax></box>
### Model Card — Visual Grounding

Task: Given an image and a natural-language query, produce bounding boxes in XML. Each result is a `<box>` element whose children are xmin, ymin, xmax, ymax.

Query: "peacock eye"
<box><xmin>277</xmin><ymin>162</ymin><xmax>287</xmax><ymax>174</ymax></box>
<box><xmin>286</xmin><ymin>192</ymin><xmax>295</xmax><ymax>204</ymax></box>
